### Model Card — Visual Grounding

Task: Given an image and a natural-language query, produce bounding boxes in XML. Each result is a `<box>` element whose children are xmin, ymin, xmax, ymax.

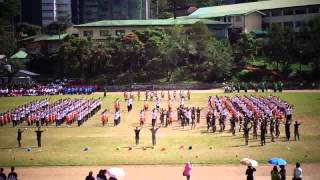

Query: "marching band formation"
<box><xmin>0</xmin><ymin>88</ymin><xmax>302</xmax><ymax>148</ymax></box>
<box><xmin>0</xmin><ymin>98</ymin><xmax>102</xmax><ymax>127</ymax></box>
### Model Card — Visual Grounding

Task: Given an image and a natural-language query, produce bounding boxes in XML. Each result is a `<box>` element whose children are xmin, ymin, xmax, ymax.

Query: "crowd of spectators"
<box><xmin>0</xmin><ymin>79</ymin><xmax>98</xmax><ymax>96</ymax></box>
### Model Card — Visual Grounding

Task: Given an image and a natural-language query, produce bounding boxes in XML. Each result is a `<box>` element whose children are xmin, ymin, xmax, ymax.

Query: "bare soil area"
<box><xmin>6</xmin><ymin>164</ymin><xmax>320</xmax><ymax>180</ymax></box>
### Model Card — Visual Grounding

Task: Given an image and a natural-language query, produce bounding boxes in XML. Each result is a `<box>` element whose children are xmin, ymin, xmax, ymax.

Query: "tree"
<box><xmin>233</xmin><ymin>33</ymin><xmax>257</xmax><ymax>66</ymax></box>
<box><xmin>264</xmin><ymin>24</ymin><xmax>297</xmax><ymax>73</ymax></box>
<box><xmin>15</xmin><ymin>23</ymin><xmax>41</xmax><ymax>39</ymax></box>
<box><xmin>57</xmin><ymin>36</ymin><xmax>93</xmax><ymax>81</ymax></box>
<box><xmin>300</xmin><ymin>17</ymin><xmax>320</xmax><ymax>78</ymax></box>
<box><xmin>0</xmin><ymin>0</ymin><xmax>19</xmax><ymax>56</ymax></box>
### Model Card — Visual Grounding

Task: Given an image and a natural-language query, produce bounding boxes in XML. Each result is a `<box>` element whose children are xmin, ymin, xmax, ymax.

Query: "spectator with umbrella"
<box><xmin>241</xmin><ymin>158</ymin><xmax>258</xmax><ymax>180</ymax></box>
<box><xmin>268</xmin><ymin>158</ymin><xmax>287</xmax><ymax>180</ymax></box>
<box><xmin>271</xmin><ymin>166</ymin><xmax>281</xmax><ymax>180</ymax></box>
<box><xmin>279</xmin><ymin>165</ymin><xmax>286</xmax><ymax>180</ymax></box>
<box><xmin>107</xmin><ymin>167</ymin><xmax>125</xmax><ymax>180</ymax></box>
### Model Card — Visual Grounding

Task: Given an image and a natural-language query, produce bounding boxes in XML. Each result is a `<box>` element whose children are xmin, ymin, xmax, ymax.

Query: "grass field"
<box><xmin>0</xmin><ymin>92</ymin><xmax>319</xmax><ymax>167</ymax></box>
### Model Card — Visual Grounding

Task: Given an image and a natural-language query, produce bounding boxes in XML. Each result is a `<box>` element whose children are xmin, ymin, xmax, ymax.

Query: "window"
<box><xmin>295</xmin><ymin>21</ymin><xmax>305</xmax><ymax>28</ymax></box>
<box><xmin>42</xmin><ymin>17</ymin><xmax>53</xmax><ymax>20</ymax></box>
<box><xmin>236</xmin><ymin>16</ymin><xmax>241</xmax><ymax>22</ymax></box>
<box><xmin>262</xmin><ymin>23</ymin><xmax>270</xmax><ymax>29</ymax></box>
<box><xmin>308</xmin><ymin>7</ymin><xmax>319</xmax><ymax>14</ymax></box>
<box><xmin>272</xmin><ymin>22</ymin><xmax>282</xmax><ymax>27</ymax></box>
<box><xmin>295</xmin><ymin>8</ymin><xmax>306</xmax><ymax>14</ymax></box>
<box><xmin>227</xmin><ymin>16</ymin><xmax>231</xmax><ymax>22</ymax></box>
<box><xmin>283</xmin><ymin>21</ymin><xmax>294</xmax><ymax>28</ymax></box>
<box><xmin>115</xmin><ymin>30</ymin><xmax>125</xmax><ymax>36</ymax></box>
<box><xmin>283</xmin><ymin>8</ymin><xmax>294</xmax><ymax>15</ymax></box>
<box><xmin>271</xmin><ymin>10</ymin><xmax>282</xmax><ymax>16</ymax></box>
<box><xmin>83</xmin><ymin>30</ymin><xmax>93</xmax><ymax>37</ymax></box>
<box><xmin>100</xmin><ymin>30</ymin><xmax>110</xmax><ymax>37</ymax></box>
<box><xmin>262</xmin><ymin>10</ymin><xmax>270</xmax><ymax>17</ymax></box>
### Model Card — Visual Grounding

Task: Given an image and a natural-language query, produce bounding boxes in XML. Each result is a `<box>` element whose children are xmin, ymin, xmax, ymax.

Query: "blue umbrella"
<box><xmin>268</xmin><ymin>158</ymin><xmax>287</xmax><ymax>166</ymax></box>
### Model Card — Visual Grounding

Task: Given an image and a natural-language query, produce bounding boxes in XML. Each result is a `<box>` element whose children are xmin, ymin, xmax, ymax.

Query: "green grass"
<box><xmin>0</xmin><ymin>92</ymin><xmax>320</xmax><ymax>166</ymax></box>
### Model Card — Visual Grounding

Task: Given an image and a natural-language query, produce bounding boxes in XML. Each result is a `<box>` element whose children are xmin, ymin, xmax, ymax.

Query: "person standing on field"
<box><xmin>150</xmin><ymin>126</ymin><xmax>159</xmax><ymax>146</ymax></box>
<box><xmin>17</xmin><ymin>128</ymin><xmax>25</xmax><ymax>148</ymax></box>
<box><xmin>294</xmin><ymin>121</ymin><xmax>301</xmax><ymax>141</ymax></box>
<box><xmin>34</xmin><ymin>127</ymin><xmax>45</xmax><ymax>148</ymax></box>
<box><xmin>293</xmin><ymin>162</ymin><xmax>302</xmax><ymax>180</ymax></box>
<box><xmin>134</xmin><ymin>127</ymin><xmax>141</xmax><ymax>146</ymax></box>
<box><xmin>183</xmin><ymin>162</ymin><xmax>192</xmax><ymax>180</ymax></box>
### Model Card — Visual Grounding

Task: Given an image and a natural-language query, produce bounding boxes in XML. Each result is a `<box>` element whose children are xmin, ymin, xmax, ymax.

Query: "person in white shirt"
<box><xmin>151</xmin><ymin>109</ymin><xmax>157</xmax><ymax>127</ymax></box>
<box><xmin>156</xmin><ymin>98</ymin><xmax>160</xmax><ymax>109</ymax></box>
<box><xmin>127</xmin><ymin>97</ymin><xmax>133</xmax><ymax>112</ymax></box>
<box><xmin>293</xmin><ymin>162</ymin><xmax>302</xmax><ymax>180</ymax></box>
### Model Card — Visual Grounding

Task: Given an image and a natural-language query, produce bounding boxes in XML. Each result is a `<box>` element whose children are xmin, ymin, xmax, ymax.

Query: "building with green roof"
<box><xmin>19</xmin><ymin>34</ymin><xmax>70</xmax><ymax>55</ymax></box>
<box><xmin>74</xmin><ymin>18</ymin><xmax>231</xmax><ymax>41</ymax></box>
<box><xmin>188</xmin><ymin>0</ymin><xmax>320</xmax><ymax>34</ymax></box>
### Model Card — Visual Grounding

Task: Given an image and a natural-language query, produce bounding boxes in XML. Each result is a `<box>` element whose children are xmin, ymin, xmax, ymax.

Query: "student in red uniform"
<box><xmin>101</xmin><ymin>110</ymin><xmax>108</xmax><ymax>126</ymax></box>
<box><xmin>144</xmin><ymin>100</ymin><xmax>149</xmax><ymax>111</ymax></box>
<box><xmin>139</xmin><ymin>110</ymin><xmax>145</xmax><ymax>127</ymax></box>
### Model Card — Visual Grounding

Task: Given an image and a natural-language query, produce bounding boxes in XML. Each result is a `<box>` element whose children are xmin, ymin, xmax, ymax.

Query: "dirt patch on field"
<box><xmin>6</xmin><ymin>164</ymin><xmax>320</xmax><ymax>180</ymax></box>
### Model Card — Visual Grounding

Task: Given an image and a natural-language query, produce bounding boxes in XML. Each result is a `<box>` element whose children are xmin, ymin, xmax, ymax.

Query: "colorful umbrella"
<box><xmin>240</xmin><ymin>158</ymin><xmax>258</xmax><ymax>167</ymax></box>
<box><xmin>107</xmin><ymin>167</ymin><xmax>125</xmax><ymax>179</ymax></box>
<box><xmin>268</xmin><ymin>158</ymin><xmax>287</xmax><ymax>166</ymax></box>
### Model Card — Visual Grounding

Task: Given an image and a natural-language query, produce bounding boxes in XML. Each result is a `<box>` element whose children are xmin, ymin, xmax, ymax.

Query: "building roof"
<box><xmin>20</xmin><ymin>33</ymin><xmax>69</xmax><ymax>42</ymax></box>
<box><xmin>16</xmin><ymin>70</ymin><xmax>40</xmax><ymax>77</ymax></box>
<box><xmin>10</xmin><ymin>50</ymin><xmax>28</xmax><ymax>59</ymax></box>
<box><xmin>189</xmin><ymin>0</ymin><xmax>320</xmax><ymax>18</ymax></box>
<box><xmin>73</xmin><ymin>18</ymin><xmax>229</xmax><ymax>28</ymax></box>
<box><xmin>34</xmin><ymin>34</ymin><xmax>69</xmax><ymax>42</ymax></box>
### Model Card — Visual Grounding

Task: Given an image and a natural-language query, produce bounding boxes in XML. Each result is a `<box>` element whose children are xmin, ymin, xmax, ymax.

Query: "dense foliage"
<box><xmin>53</xmin><ymin>23</ymin><xmax>233</xmax><ymax>84</ymax></box>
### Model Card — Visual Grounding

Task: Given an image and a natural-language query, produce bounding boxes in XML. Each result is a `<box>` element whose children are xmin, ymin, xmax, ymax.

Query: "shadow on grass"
<box><xmin>0</xmin><ymin>146</ymin><xmax>38</xmax><ymax>150</ymax></box>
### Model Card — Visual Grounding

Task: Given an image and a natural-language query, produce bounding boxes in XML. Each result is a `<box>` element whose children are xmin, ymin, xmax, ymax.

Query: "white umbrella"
<box><xmin>107</xmin><ymin>167</ymin><xmax>125</xmax><ymax>179</ymax></box>
<box><xmin>240</xmin><ymin>158</ymin><xmax>258</xmax><ymax>167</ymax></box>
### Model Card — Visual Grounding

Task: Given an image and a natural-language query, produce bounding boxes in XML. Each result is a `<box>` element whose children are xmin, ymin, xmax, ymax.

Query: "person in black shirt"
<box><xmin>150</xmin><ymin>127</ymin><xmax>159</xmax><ymax>146</ymax></box>
<box><xmin>294</xmin><ymin>121</ymin><xmax>301</xmax><ymax>141</ymax></box>
<box><xmin>7</xmin><ymin>166</ymin><xmax>17</xmax><ymax>180</ymax></box>
<box><xmin>34</xmin><ymin>127</ymin><xmax>45</xmax><ymax>147</ymax></box>
<box><xmin>85</xmin><ymin>171</ymin><xmax>95</xmax><ymax>180</ymax></box>
<box><xmin>243</xmin><ymin>121</ymin><xmax>252</xmax><ymax>146</ymax></box>
<box><xmin>134</xmin><ymin>127</ymin><xmax>141</xmax><ymax>146</ymax></box>
<box><xmin>17</xmin><ymin>128</ymin><xmax>25</xmax><ymax>148</ymax></box>
<box><xmin>0</xmin><ymin>168</ymin><xmax>6</xmax><ymax>180</ymax></box>
<box><xmin>245</xmin><ymin>166</ymin><xmax>256</xmax><ymax>180</ymax></box>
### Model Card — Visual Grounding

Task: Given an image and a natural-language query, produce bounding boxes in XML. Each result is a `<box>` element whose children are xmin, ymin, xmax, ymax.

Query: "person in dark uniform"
<box><xmin>285</xmin><ymin>121</ymin><xmax>291</xmax><ymax>141</ymax></box>
<box><xmin>34</xmin><ymin>127</ymin><xmax>44</xmax><ymax>147</ymax></box>
<box><xmin>230</xmin><ymin>116</ymin><xmax>236</xmax><ymax>136</ymax></box>
<box><xmin>252</xmin><ymin>119</ymin><xmax>258</xmax><ymax>139</ymax></box>
<box><xmin>294</xmin><ymin>121</ymin><xmax>301</xmax><ymax>141</ymax></box>
<box><xmin>270</xmin><ymin>119</ymin><xmax>275</xmax><ymax>142</ymax></box>
<box><xmin>260</xmin><ymin>120</ymin><xmax>266</xmax><ymax>146</ymax></box>
<box><xmin>0</xmin><ymin>167</ymin><xmax>6</xmax><ymax>180</ymax></box>
<box><xmin>17</xmin><ymin>128</ymin><xmax>25</xmax><ymax>147</ymax></box>
<box><xmin>275</xmin><ymin>118</ymin><xmax>280</xmax><ymax>138</ymax></box>
<box><xmin>150</xmin><ymin>126</ymin><xmax>160</xmax><ymax>146</ymax></box>
<box><xmin>245</xmin><ymin>166</ymin><xmax>256</xmax><ymax>180</ymax></box>
<box><xmin>85</xmin><ymin>171</ymin><xmax>95</xmax><ymax>180</ymax></box>
<box><xmin>243</xmin><ymin>121</ymin><xmax>252</xmax><ymax>146</ymax></box>
<box><xmin>103</xmin><ymin>88</ymin><xmax>107</xmax><ymax>98</ymax></box>
<box><xmin>7</xmin><ymin>166</ymin><xmax>17</xmax><ymax>180</ymax></box>
<box><xmin>134</xmin><ymin>127</ymin><xmax>141</xmax><ymax>146</ymax></box>
<box><xmin>196</xmin><ymin>107</ymin><xmax>202</xmax><ymax>123</ymax></box>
